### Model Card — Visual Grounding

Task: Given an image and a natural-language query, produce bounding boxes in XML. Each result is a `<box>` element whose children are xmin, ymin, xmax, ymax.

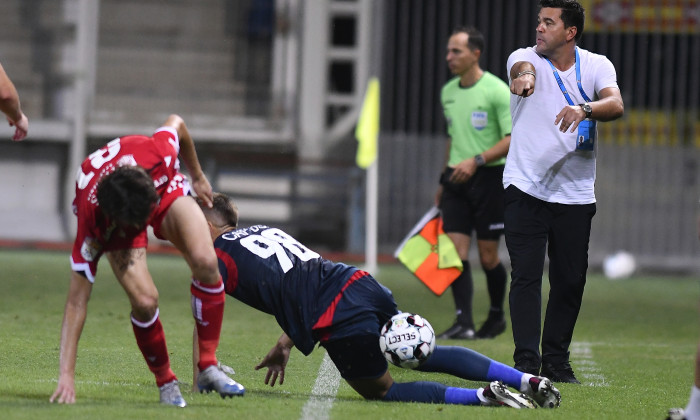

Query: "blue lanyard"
<box><xmin>545</xmin><ymin>47</ymin><xmax>592</xmax><ymax>105</ymax></box>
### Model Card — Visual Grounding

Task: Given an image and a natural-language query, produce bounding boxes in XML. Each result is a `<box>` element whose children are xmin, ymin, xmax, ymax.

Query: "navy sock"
<box><xmin>382</xmin><ymin>381</ymin><xmax>447</xmax><ymax>403</ymax></box>
<box><xmin>486</xmin><ymin>360</ymin><xmax>524</xmax><ymax>390</ymax></box>
<box><xmin>445</xmin><ymin>386</ymin><xmax>481</xmax><ymax>405</ymax></box>
<box><xmin>382</xmin><ymin>382</ymin><xmax>482</xmax><ymax>405</ymax></box>
<box><xmin>418</xmin><ymin>345</ymin><xmax>524</xmax><ymax>389</ymax></box>
<box><xmin>418</xmin><ymin>345</ymin><xmax>491</xmax><ymax>380</ymax></box>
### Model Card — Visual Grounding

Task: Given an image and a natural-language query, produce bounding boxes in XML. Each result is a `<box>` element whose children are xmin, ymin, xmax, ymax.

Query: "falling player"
<box><xmin>193</xmin><ymin>193</ymin><xmax>563</xmax><ymax>409</ymax></box>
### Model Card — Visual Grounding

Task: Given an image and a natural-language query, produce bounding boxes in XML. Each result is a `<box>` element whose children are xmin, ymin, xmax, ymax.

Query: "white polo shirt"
<box><xmin>503</xmin><ymin>46</ymin><xmax>619</xmax><ymax>204</ymax></box>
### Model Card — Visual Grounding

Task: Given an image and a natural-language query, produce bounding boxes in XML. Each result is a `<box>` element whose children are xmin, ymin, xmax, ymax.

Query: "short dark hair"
<box><xmin>452</xmin><ymin>26</ymin><xmax>485</xmax><ymax>53</ymax></box>
<box><xmin>96</xmin><ymin>166</ymin><xmax>158</xmax><ymax>230</ymax></box>
<box><xmin>199</xmin><ymin>192</ymin><xmax>239</xmax><ymax>229</ymax></box>
<box><xmin>539</xmin><ymin>0</ymin><xmax>585</xmax><ymax>41</ymax></box>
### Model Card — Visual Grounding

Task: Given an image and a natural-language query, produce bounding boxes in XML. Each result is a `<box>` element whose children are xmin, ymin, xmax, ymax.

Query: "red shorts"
<box><xmin>150</xmin><ymin>173</ymin><xmax>189</xmax><ymax>240</ymax></box>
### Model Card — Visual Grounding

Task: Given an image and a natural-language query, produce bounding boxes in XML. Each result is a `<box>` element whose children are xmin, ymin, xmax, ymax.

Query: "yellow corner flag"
<box><xmin>355</xmin><ymin>77</ymin><xmax>380</xmax><ymax>169</ymax></box>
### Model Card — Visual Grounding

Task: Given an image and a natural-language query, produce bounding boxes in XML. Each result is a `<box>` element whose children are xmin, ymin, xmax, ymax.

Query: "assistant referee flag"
<box><xmin>394</xmin><ymin>207</ymin><xmax>463</xmax><ymax>295</ymax></box>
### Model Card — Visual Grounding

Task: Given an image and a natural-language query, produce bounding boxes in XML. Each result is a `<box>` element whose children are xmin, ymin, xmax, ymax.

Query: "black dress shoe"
<box><xmin>475</xmin><ymin>316</ymin><xmax>506</xmax><ymax>339</ymax></box>
<box><xmin>541</xmin><ymin>362</ymin><xmax>581</xmax><ymax>384</ymax></box>
<box><xmin>436</xmin><ymin>323</ymin><xmax>475</xmax><ymax>339</ymax></box>
<box><xmin>514</xmin><ymin>360</ymin><xmax>541</xmax><ymax>376</ymax></box>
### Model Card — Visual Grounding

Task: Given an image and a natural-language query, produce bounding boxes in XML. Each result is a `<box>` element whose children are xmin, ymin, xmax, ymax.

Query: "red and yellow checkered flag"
<box><xmin>394</xmin><ymin>207</ymin><xmax>463</xmax><ymax>295</ymax></box>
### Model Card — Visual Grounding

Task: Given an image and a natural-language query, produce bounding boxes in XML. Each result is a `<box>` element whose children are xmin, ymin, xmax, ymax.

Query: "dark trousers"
<box><xmin>504</xmin><ymin>185</ymin><xmax>596</xmax><ymax>366</ymax></box>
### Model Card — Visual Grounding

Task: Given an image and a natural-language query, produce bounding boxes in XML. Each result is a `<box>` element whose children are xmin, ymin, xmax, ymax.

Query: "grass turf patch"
<box><xmin>0</xmin><ymin>249</ymin><xmax>696</xmax><ymax>419</ymax></box>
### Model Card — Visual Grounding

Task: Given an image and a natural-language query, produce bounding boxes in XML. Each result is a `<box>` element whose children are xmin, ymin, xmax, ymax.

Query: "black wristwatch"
<box><xmin>579</xmin><ymin>103</ymin><xmax>592</xmax><ymax>119</ymax></box>
<box><xmin>474</xmin><ymin>154</ymin><xmax>486</xmax><ymax>167</ymax></box>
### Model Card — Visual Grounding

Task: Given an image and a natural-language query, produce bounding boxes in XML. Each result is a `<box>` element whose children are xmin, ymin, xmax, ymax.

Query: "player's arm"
<box><xmin>254</xmin><ymin>333</ymin><xmax>295</xmax><ymax>387</ymax></box>
<box><xmin>509</xmin><ymin>61</ymin><xmax>536</xmax><ymax>97</ymax></box>
<box><xmin>0</xmin><ymin>62</ymin><xmax>28</xmax><ymax>141</ymax></box>
<box><xmin>50</xmin><ymin>271</ymin><xmax>93</xmax><ymax>404</ymax></box>
<box><xmin>162</xmin><ymin>114</ymin><xmax>213</xmax><ymax>208</ymax></box>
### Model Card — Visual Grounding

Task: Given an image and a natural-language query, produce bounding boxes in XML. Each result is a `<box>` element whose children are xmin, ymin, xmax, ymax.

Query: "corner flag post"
<box><xmin>355</xmin><ymin>77</ymin><xmax>380</xmax><ymax>273</ymax></box>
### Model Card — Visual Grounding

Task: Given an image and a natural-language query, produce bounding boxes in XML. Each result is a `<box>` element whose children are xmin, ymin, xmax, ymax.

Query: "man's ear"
<box><xmin>206</xmin><ymin>220</ymin><xmax>217</xmax><ymax>239</ymax></box>
<box><xmin>473</xmin><ymin>48</ymin><xmax>482</xmax><ymax>60</ymax></box>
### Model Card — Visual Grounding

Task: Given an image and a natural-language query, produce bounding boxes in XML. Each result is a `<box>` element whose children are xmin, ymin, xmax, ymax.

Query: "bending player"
<box><xmin>194</xmin><ymin>193</ymin><xmax>562</xmax><ymax>409</ymax></box>
<box><xmin>50</xmin><ymin>115</ymin><xmax>243</xmax><ymax>407</ymax></box>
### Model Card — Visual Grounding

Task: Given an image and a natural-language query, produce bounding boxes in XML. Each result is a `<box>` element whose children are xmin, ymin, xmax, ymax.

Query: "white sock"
<box><xmin>685</xmin><ymin>385</ymin><xmax>700</xmax><ymax>420</ymax></box>
<box><xmin>476</xmin><ymin>387</ymin><xmax>490</xmax><ymax>405</ymax></box>
<box><xmin>520</xmin><ymin>373</ymin><xmax>534</xmax><ymax>393</ymax></box>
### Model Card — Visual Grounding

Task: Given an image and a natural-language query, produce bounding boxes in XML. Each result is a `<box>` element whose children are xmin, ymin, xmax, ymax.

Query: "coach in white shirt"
<box><xmin>503</xmin><ymin>0</ymin><xmax>623</xmax><ymax>384</ymax></box>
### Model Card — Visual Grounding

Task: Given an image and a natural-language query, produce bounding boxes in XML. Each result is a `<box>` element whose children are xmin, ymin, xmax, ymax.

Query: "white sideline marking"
<box><xmin>571</xmin><ymin>341</ymin><xmax>608</xmax><ymax>387</ymax></box>
<box><xmin>299</xmin><ymin>352</ymin><xmax>341</xmax><ymax>420</ymax></box>
<box><xmin>40</xmin><ymin>378</ymin><xmax>144</xmax><ymax>387</ymax></box>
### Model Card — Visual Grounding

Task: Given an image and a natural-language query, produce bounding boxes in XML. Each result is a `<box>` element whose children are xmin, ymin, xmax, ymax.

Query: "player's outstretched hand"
<box><xmin>8</xmin><ymin>112</ymin><xmax>27</xmax><ymax>141</ymax></box>
<box><xmin>255</xmin><ymin>342</ymin><xmax>291</xmax><ymax>387</ymax></box>
<box><xmin>50</xmin><ymin>376</ymin><xmax>76</xmax><ymax>404</ymax></box>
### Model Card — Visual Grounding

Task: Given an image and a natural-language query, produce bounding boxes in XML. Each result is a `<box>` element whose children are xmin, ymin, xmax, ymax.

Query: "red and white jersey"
<box><xmin>70</xmin><ymin>127</ymin><xmax>188</xmax><ymax>282</ymax></box>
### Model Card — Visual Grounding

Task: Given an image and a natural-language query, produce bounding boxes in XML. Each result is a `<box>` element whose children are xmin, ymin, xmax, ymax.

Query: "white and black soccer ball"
<box><xmin>379</xmin><ymin>312</ymin><xmax>436</xmax><ymax>369</ymax></box>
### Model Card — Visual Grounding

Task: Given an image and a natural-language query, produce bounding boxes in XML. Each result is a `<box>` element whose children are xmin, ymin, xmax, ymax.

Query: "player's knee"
<box><xmin>361</xmin><ymin>390</ymin><xmax>385</xmax><ymax>400</ymax></box>
<box><xmin>346</xmin><ymin>377</ymin><xmax>393</xmax><ymax>400</ymax></box>
<box><xmin>131</xmin><ymin>294</ymin><xmax>159</xmax><ymax>320</ymax></box>
<box><xmin>188</xmin><ymin>250</ymin><xmax>219</xmax><ymax>284</ymax></box>
<box><xmin>354</xmin><ymin>386</ymin><xmax>387</xmax><ymax>400</ymax></box>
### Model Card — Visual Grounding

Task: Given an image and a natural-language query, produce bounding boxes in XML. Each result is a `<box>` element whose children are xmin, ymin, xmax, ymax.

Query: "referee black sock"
<box><xmin>451</xmin><ymin>260</ymin><xmax>474</xmax><ymax>328</ymax></box>
<box><xmin>484</xmin><ymin>262</ymin><xmax>507</xmax><ymax>316</ymax></box>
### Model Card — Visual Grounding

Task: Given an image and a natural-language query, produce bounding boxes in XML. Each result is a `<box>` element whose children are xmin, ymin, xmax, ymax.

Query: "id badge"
<box><xmin>576</xmin><ymin>119</ymin><xmax>596</xmax><ymax>151</ymax></box>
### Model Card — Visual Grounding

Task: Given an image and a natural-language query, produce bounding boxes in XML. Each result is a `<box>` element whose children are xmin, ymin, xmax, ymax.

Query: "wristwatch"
<box><xmin>579</xmin><ymin>103</ymin><xmax>592</xmax><ymax>119</ymax></box>
<box><xmin>474</xmin><ymin>154</ymin><xmax>486</xmax><ymax>167</ymax></box>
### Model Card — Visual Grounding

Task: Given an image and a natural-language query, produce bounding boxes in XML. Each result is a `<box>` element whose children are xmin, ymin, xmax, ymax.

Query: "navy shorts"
<box><xmin>439</xmin><ymin>165</ymin><xmax>505</xmax><ymax>240</ymax></box>
<box><xmin>322</xmin><ymin>334</ymin><xmax>389</xmax><ymax>380</ymax></box>
<box><xmin>317</xmin><ymin>275</ymin><xmax>399</xmax><ymax>380</ymax></box>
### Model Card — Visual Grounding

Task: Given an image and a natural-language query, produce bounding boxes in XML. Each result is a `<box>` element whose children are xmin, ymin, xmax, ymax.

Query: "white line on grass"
<box><xmin>299</xmin><ymin>352</ymin><xmax>341</xmax><ymax>420</ymax></box>
<box><xmin>39</xmin><ymin>378</ymin><xmax>145</xmax><ymax>387</ymax></box>
<box><xmin>571</xmin><ymin>341</ymin><xmax>608</xmax><ymax>387</ymax></box>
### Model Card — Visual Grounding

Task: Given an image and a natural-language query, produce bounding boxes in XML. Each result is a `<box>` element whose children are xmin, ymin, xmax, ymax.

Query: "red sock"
<box><xmin>131</xmin><ymin>309</ymin><xmax>176</xmax><ymax>387</ymax></box>
<box><xmin>191</xmin><ymin>277</ymin><xmax>225</xmax><ymax>371</ymax></box>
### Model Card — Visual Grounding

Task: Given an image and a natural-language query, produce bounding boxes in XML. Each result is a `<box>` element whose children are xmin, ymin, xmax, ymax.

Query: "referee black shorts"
<box><xmin>439</xmin><ymin>165</ymin><xmax>505</xmax><ymax>241</ymax></box>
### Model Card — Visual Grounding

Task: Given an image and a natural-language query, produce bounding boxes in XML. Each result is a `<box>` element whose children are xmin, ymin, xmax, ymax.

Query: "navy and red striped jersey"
<box><xmin>213</xmin><ymin>225</ymin><xmax>358</xmax><ymax>355</ymax></box>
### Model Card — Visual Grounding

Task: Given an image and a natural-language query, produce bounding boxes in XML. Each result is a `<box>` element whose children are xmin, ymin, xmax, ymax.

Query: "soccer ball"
<box><xmin>379</xmin><ymin>312</ymin><xmax>436</xmax><ymax>369</ymax></box>
<box><xmin>603</xmin><ymin>250</ymin><xmax>636</xmax><ymax>280</ymax></box>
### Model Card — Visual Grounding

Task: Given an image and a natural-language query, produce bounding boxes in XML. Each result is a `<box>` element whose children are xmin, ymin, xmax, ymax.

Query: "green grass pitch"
<box><xmin>0</xmin><ymin>248</ymin><xmax>696</xmax><ymax>419</ymax></box>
